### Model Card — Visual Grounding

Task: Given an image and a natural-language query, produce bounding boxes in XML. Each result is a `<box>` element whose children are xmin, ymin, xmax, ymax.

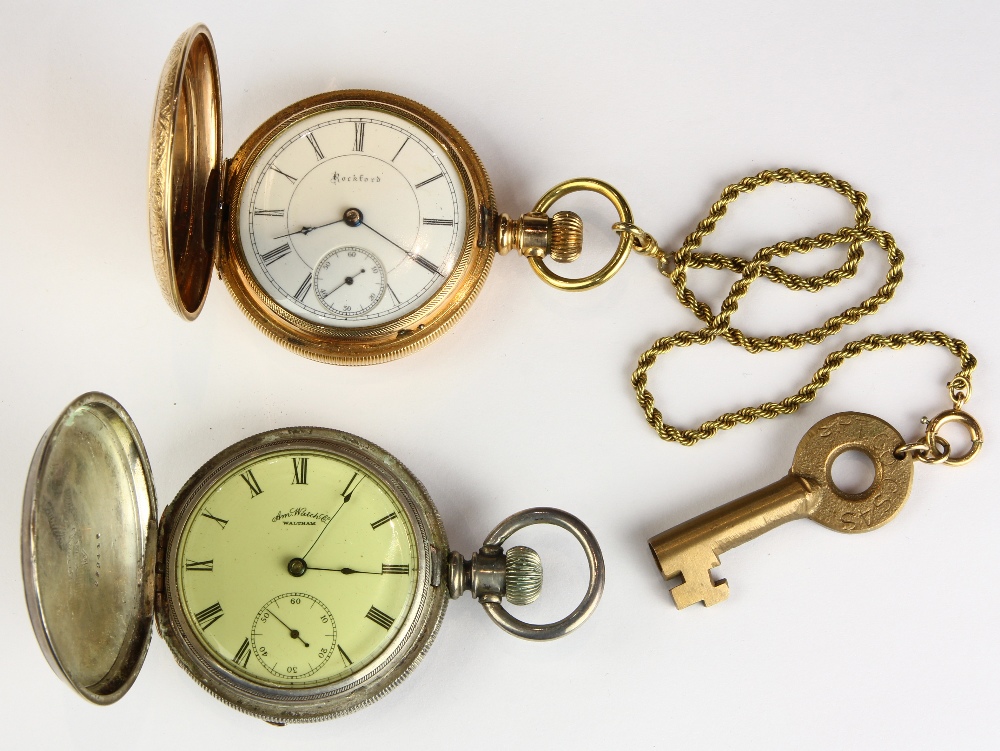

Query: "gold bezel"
<box><xmin>220</xmin><ymin>90</ymin><xmax>495</xmax><ymax>364</ymax></box>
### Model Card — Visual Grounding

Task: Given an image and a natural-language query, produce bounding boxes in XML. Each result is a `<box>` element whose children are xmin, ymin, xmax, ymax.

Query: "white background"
<box><xmin>2</xmin><ymin>1</ymin><xmax>997</xmax><ymax>748</ymax></box>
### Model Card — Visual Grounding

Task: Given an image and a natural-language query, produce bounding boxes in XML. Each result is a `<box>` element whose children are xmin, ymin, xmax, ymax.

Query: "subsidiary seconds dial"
<box><xmin>252</xmin><ymin>593</ymin><xmax>336</xmax><ymax>680</ymax></box>
<box><xmin>313</xmin><ymin>246</ymin><xmax>386</xmax><ymax>316</ymax></box>
<box><xmin>240</xmin><ymin>111</ymin><xmax>466</xmax><ymax>329</ymax></box>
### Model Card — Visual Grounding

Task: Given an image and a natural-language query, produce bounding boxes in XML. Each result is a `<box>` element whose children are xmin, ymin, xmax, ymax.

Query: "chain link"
<box><xmin>630</xmin><ymin>168</ymin><xmax>978</xmax><ymax>446</ymax></box>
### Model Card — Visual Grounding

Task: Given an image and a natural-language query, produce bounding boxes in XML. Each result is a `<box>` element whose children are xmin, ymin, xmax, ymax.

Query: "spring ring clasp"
<box><xmin>896</xmin><ymin>409</ymin><xmax>983</xmax><ymax>466</ymax></box>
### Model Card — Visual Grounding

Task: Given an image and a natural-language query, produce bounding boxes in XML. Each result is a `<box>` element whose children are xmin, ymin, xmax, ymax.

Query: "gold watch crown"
<box><xmin>548</xmin><ymin>211</ymin><xmax>583</xmax><ymax>263</ymax></box>
<box><xmin>496</xmin><ymin>210</ymin><xmax>583</xmax><ymax>263</ymax></box>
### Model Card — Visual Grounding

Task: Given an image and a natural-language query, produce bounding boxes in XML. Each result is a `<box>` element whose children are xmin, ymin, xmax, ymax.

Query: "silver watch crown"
<box><xmin>504</xmin><ymin>545</ymin><xmax>543</xmax><ymax>606</ymax></box>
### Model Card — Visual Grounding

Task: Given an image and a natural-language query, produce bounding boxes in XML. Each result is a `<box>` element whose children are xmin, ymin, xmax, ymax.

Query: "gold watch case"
<box><xmin>149</xmin><ymin>24</ymin><xmax>495</xmax><ymax>364</ymax></box>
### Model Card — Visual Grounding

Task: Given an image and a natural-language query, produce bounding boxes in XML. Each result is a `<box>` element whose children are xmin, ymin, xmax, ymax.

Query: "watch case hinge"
<box><xmin>429</xmin><ymin>545</ymin><xmax>442</xmax><ymax>587</ymax></box>
<box><xmin>478</xmin><ymin>204</ymin><xmax>496</xmax><ymax>250</ymax></box>
<box><xmin>214</xmin><ymin>157</ymin><xmax>231</xmax><ymax>277</ymax></box>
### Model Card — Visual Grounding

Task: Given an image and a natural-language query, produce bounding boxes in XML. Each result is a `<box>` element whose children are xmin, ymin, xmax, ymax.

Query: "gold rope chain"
<box><xmin>609</xmin><ymin>168</ymin><xmax>978</xmax><ymax>459</ymax></box>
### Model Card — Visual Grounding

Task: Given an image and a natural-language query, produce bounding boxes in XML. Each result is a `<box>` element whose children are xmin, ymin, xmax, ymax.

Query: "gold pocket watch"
<box><xmin>21</xmin><ymin>393</ymin><xmax>603</xmax><ymax>723</ymax></box>
<box><xmin>150</xmin><ymin>24</ymin><xmax>630</xmax><ymax>364</ymax></box>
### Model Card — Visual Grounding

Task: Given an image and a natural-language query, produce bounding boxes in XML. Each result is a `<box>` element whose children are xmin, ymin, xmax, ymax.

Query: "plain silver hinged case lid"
<box><xmin>21</xmin><ymin>392</ymin><xmax>158</xmax><ymax>705</ymax></box>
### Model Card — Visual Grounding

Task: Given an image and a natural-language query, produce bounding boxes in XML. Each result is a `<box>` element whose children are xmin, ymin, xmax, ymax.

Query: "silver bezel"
<box><xmin>156</xmin><ymin>426</ymin><xmax>449</xmax><ymax>723</ymax></box>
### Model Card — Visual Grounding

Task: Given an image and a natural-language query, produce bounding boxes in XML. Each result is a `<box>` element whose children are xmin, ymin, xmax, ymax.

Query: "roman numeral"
<box><xmin>382</xmin><ymin>564</ymin><xmax>409</xmax><ymax>575</ymax></box>
<box><xmin>233</xmin><ymin>637</ymin><xmax>251</xmax><ymax>668</ymax></box>
<box><xmin>412</xmin><ymin>253</ymin><xmax>442</xmax><ymax>276</ymax></box>
<box><xmin>241</xmin><ymin>470</ymin><xmax>263</xmax><ymax>497</ymax></box>
<box><xmin>194</xmin><ymin>602</ymin><xmax>224</xmax><ymax>630</ymax></box>
<box><xmin>292</xmin><ymin>457</ymin><xmax>308</xmax><ymax>485</ymax></box>
<box><xmin>294</xmin><ymin>275</ymin><xmax>311</xmax><ymax>302</ymax></box>
<box><xmin>338</xmin><ymin>645</ymin><xmax>353</xmax><ymax>665</ymax></box>
<box><xmin>306</xmin><ymin>132</ymin><xmax>324</xmax><ymax>160</ymax></box>
<box><xmin>261</xmin><ymin>244</ymin><xmax>291</xmax><ymax>266</ymax></box>
<box><xmin>201</xmin><ymin>510</ymin><xmax>228</xmax><ymax>529</ymax></box>
<box><xmin>422</xmin><ymin>218</ymin><xmax>454</xmax><ymax>226</ymax></box>
<box><xmin>253</xmin><ymin>209</ymin><xmax>284</xmax><ymax>217</ymax></box>
<box><xmin>342</xmin><ymin>472</ymin><xmax>364</xmax><ymax>501</ymax></box>
<box><xmin>415</xmin><ymin>173</ymin><xmax>443</xmax><ymax>189</ymax></box>
<box><xmin>370</xmin><ymin>512</ymin><xmax>397</xmax><ymax>529</ymax></box>
<box><xmin>354</xmin><ymin>122</ymin><xmax>365</xmax><ymax>151</ymax></box>
<box><xmin>185</xmin><ymin>559</ymin><xmax>214</xmax><ymax>572</ymax></box>
<box><xmin>270</xmin><ymin>165</ymin><xmax>297</xmax><ymax>183</ymax></box>
<box><xmin>365</xmin><ymin>606</ymin><xmax>394</xmax><ymax>630</ymax></box>
<box><xmin>392</xmin><ymin>136</ymin><xmax>409</xmax><ymax>162</ymax></box>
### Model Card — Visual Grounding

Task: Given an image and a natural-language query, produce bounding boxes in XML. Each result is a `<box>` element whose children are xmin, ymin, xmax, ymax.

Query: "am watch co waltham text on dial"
<box><xmin>150</xmin><ymin>24</ymin><xmax>637</xmax><ymax>364</ymax></box>
<box><xmin>22</xmin><ymin>394</ymin><xmax>604</xmax><ymax>723</ymax></box>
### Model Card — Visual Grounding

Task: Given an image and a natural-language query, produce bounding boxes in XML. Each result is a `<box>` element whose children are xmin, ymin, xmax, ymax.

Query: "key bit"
<box><xmin>648</xmin><ymin>412</ymin><xmax>915</xmax><ymax>609</ymax></box>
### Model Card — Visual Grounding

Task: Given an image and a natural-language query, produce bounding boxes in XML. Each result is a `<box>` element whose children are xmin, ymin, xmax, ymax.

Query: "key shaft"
<box><xmin>649</xmin><ymin>474</ymin><xmax>813</xmax><ymax>608</ymax></box>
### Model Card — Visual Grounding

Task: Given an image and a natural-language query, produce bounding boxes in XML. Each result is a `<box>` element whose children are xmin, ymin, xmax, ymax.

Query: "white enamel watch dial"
<box><xmin>238</xmin><ymin>109</ymin><xmax>468</xmax><ymax>328</ymax></box>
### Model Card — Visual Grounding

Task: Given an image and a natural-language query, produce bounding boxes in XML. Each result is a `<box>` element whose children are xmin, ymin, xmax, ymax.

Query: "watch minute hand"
<box><xmin>360</xmin><ymin>220</ymin><xmax>443</xmax><ymax>277</ymax></box>
<box><xmin>299</xmin><ymin>473</ymin><xmax>365</xmax><ymax>561</ymax></box>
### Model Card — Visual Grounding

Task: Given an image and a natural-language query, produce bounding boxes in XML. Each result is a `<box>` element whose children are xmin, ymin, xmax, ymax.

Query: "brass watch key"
<box><xmin>649</xmin><ymin>411</ymin><xmax>937</xmax><ymax>609</ymax></box>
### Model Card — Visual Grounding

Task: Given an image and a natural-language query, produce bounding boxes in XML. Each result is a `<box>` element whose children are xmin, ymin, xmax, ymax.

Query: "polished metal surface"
<box><xmin>21</xmin><ymin>393</ymin><xmax>158</xmax><ymax>704</ymax></box>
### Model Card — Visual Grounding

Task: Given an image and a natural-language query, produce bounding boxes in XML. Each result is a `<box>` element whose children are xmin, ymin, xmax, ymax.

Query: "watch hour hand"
<box><xmin>273</xmin><ymin>217</ymin><xmax>345</xmax><ymax>240</ymax></box>
<box><xmin>305</xmin><ymin>565</ymin><xmax>381</xmax><ymax>575</ymax></box>
<box><xmin>309</xmin><ymin>566</ymin><xmax>382</xmax><ymax>576</ymax></box>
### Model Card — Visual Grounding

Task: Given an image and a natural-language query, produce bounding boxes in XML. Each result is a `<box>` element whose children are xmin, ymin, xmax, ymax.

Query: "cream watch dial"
<box><xmin>174</xmin><ymin>449</ymin><xmax>418</xmax><ymax>689</ymax></box>
<box><xmin>238</xmin><ymin>109</ymin><xmax>467</xmax><ymax>328</ymax></box>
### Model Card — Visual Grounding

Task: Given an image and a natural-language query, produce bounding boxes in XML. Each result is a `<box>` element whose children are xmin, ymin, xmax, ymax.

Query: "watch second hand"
<box><xmin>323</xmin><ymin>269</ymin><xmax>366</xmax><ymax>300</ymax></box>
<box><xmin>268</xmin><ymin>609</ymin><xmax>309</xmax><ymax>647</ymax></box>
<box><xmin>360</xmin><ymin>220</ymin><xmax>443</xmax><ymax>277</ymax></box>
